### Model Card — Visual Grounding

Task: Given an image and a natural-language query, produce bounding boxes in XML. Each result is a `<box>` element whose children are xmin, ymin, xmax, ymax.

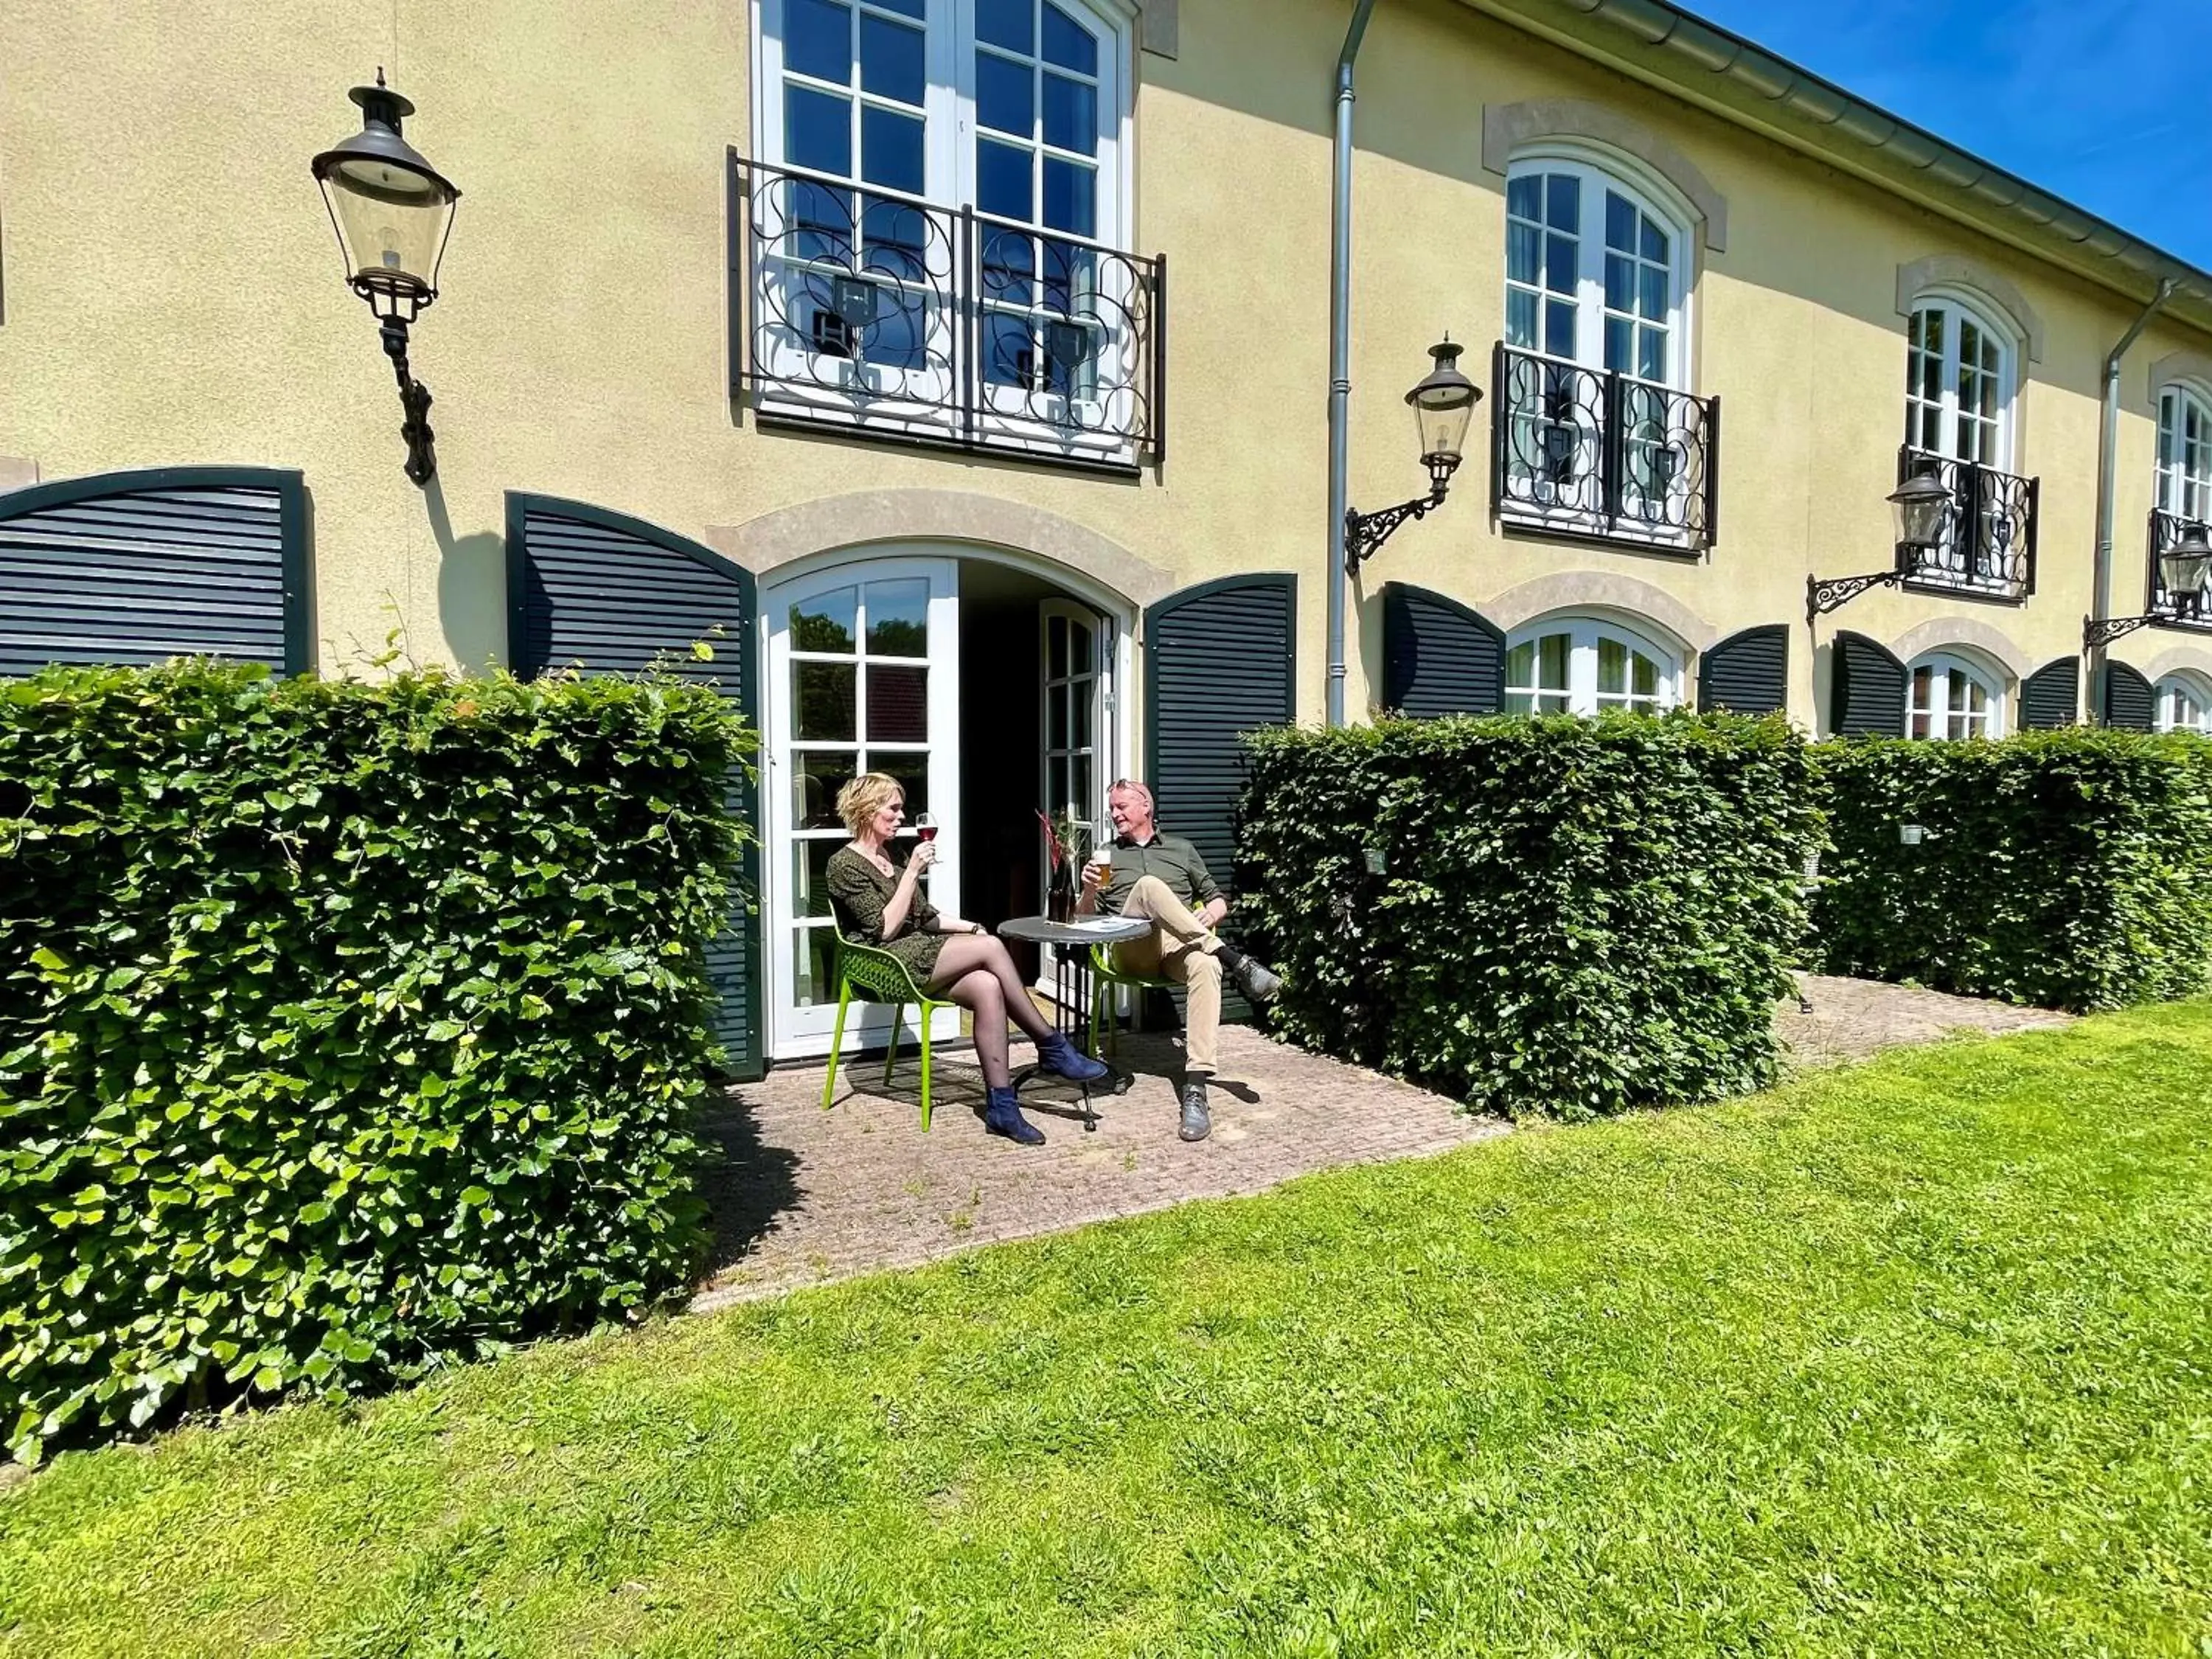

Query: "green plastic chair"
<box><xmin>819</xmin><ymin>923</ymin><xmax>959</xmax><ymax>1130</ymax></box>
<box><xmin>1086</xmin><ymin>941</ymin><xmax>1180</xmax><ymax>1059</ymax></box>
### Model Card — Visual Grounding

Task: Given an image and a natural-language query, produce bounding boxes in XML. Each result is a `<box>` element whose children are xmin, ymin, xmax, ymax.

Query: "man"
<box><xmin>1076</xmin><ymin>779</ymin><xmax>1282</xmax><ymax>1143</ymax></box>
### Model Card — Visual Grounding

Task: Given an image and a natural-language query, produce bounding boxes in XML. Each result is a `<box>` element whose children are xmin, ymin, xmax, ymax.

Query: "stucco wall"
<box><xmin>2</xmin><ymin>0</ymin><xmax>2208</xmax><ymax>724</ymax></box>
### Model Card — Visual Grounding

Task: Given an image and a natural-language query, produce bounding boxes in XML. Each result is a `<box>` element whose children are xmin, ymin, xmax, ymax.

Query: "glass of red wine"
<box><xmin>914</xmin><ymin>812</ymin><xmax>939</xmax><ymax>846</ymax></box>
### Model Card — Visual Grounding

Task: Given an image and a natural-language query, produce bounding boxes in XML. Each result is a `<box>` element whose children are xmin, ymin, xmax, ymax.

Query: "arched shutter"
<box><xmin>2020</xmin><ymin>657</ymin><xmax>2079</xmax><ymax>729</ymax></box>
<box><xmin>1379</xmin><ymin>582</ymin><xmax>1505</xmax><ymax>715</ymax></box>
<box><xmin>0</xmin><ymin>467</ymin><xmax>309</xmax><ymax>677</ymax></box>
<box><xmin>2101</xmin><ymin>661</ymin><xmax>2155</xmax><ymax>731</ymax></box>
<box><xmin>1697</xmin><ymin>624</ymin><xmax>1788</xmax><ymax>715</ymax></box>
<box><xmin>1830</xmin><ymin>630</ymin><xmax>1907</xmax><ymax>737</ymax></box>
<box><xmin>507</xmin><ymin>495</ymin><xmax>765</xmax><ymax>1081</ymax></box>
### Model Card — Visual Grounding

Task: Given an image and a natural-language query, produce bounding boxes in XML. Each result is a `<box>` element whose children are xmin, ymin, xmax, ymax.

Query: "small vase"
<box><xmin>1047</xmin><ymin>869</ymin><xmax>1074</xmax><ymax>922</ymax></box>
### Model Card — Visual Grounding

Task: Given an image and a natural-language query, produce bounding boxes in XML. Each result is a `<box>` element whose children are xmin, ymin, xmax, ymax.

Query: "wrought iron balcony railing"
<box><xmin>1490</xmin><ymin>343</ymin><xmax>1719</xmax><ymax>552</ymax></box>
<box><xmin>2148</xmin><ymin>508</ymin><xmax>2212</xmax><ymax>630</ymax></box>
<box><xmin>1895</xmin><ymin>447</ymin><xmax>2037</xmax><ymax>602</ymax></box>
<box><xmin>728</xmin><ymin>153</ymin><xmax>1164</xmax><ymax>472</ymax></box>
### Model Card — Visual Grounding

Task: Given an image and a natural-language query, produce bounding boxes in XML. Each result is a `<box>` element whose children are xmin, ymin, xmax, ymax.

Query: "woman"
<box><xmin>825</xmin><ymin>773</ymin><xmax>1107</xmax><ymax>1146</ymax></box>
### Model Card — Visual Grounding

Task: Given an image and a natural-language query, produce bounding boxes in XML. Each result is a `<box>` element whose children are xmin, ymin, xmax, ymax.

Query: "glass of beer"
<box><xmin>1088</xmin><ymin>818</ymin><xmax>1114</xmax><ymax>885</ymax></box>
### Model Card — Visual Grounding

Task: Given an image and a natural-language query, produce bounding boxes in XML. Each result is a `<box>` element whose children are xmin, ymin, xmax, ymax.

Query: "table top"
<box><xmin>997</xmin><ymin>913</ymin><xmax>1152</xmax><ymax>947</ymax></box>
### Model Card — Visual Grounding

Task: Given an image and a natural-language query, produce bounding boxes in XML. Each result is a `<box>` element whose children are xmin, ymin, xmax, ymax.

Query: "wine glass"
<box><xmin>914</xmin><ymin>812</ymin><xmax>939</xmax><ymax>845</ymax></box>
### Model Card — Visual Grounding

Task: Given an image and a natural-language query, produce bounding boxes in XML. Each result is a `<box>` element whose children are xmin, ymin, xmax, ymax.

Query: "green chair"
<box><xmin>1086</xmin><ymin>941</ymin><xmax>1180</xmax><ymax>1060</ymax></box>
<box><xmin>819</xmin><ymin>924</ymin><xmax>959</xmax><ymax>1130</ymax></box>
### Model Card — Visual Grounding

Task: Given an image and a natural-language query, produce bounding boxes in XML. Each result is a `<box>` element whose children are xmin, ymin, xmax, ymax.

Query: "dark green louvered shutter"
<box><xmin>506</xmin><ymin>494</ymin><xmax>765</xmax><ymax>1081</ymax></box>
<box><xmin>1697</xmin><ymin>624</ymin><xmax>1788</xmax><ymax>714</ymax></box>
<box><xmin>1379</xmin><ymin>583</ymin><xmax>1504</xmax><ymax>714</ymax></box>
<box><xmin>2020</xmin><ymin>657</ymin><xmax>2080</xmax><ymax>728</ymax></box>
<box><xmin>0</xmin><ymin>467</ymin><xmax>309</xmax><ymax>677</ymax></box>
<box><xmin>2101</xmin><ymin>661</ymin><xmax>2155</xmax><ymax>731</ymax></box>
<box><xmin>1830</xmin><ymin>630</ymin><xmax>1907</xmax><ymax>737</ymax></box>
<box><xmin>1145</xmin><ymin>574</ymin><xmax>1295</xmax><ymax>1020</ymax></box>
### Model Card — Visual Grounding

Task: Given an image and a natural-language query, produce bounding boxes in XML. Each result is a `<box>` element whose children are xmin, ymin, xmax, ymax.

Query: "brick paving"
<box><xmin>690</xmin><ymin>975</ymin><xmax>2072</xmax><ymax>1310</ymax></box>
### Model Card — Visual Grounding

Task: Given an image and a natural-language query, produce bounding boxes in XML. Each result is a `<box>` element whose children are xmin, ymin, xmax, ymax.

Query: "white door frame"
<box><xmin>757</xmin><ymin>540</ymin><xmax>1137</xmax><ymax>1062</ymax></box>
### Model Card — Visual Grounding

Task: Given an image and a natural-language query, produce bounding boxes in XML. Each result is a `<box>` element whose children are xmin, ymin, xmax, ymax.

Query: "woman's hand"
<box><xmin>901</xmin><ymin>841</ymin><xmax>937</xmax><ymax>882</ymax></box>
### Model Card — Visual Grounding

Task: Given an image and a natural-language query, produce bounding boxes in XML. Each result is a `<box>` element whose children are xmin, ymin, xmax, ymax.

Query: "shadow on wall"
<box><xmin>426</xmin><ymin>477</ymin><xmax>508</xmax><ymax>675</ymax></box>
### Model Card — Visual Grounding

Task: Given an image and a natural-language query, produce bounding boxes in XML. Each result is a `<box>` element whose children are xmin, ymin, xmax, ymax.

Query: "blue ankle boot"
<box><xmin>984</xmin><ymin>1086</ymin><xmax>1046</xmax><ymax>1146</ymax></box>
<box><xmin>1036</xmin><ymin>1031</ymin><xmax>1110</xmax><ymax>1084</ymax></box>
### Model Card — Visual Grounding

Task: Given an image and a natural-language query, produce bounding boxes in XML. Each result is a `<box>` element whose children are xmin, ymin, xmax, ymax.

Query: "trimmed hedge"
<box><xmin>0</xmin><ymin>661</ymin><xmax>752</xmax><ymax>1462</ymax></box>
<box><xmin>1814</xmin><ymin>730</ymin><xmax>2212</xmax><ymax>1012</ymax></box>
<box><xmin>1237</xmin><ymin>712</ymin><xmax>1821</xmax><ymax>1120</ymax></box>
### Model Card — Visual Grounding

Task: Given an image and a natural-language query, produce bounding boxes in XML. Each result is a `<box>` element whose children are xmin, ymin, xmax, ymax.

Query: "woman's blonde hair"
<box><xmin>835</xmin><ymin>771</ymin><xmax>906</xmax><ymax>837</ymax></box>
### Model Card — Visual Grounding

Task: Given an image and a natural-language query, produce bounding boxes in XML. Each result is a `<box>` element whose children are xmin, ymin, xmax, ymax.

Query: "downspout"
<box><xmin>2089</xmin><ymin>277</ymin><xmax>2176</xmax><ymax>722</ymax></box>
<box><xmin>1324</xmin><ymin>0</ymin><xmax>1379</xmax><ymax>729</ymax></box>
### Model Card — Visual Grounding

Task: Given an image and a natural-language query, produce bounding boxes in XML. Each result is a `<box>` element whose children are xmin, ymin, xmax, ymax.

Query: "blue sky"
<box><xmin>1683</xmin><ymin>0</ymin><xmax>2212</xmax><ymax>270</ymax></box>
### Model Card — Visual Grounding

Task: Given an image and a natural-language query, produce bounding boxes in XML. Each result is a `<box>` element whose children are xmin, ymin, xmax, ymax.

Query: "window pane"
<box><xmin>1043</xmin><ymin>156</ymin><xmax>1095</xmax><ymax>236</ymax></box>
<box><xmin>1506</xmin><ymin>290</ymin><xmax>1537</xmax><ymax>349</ymax></box>
<box><xmin>860</xmin><ymin>11</ymin><xmax>925</xmax><ymax>103</ymax></box>
<box><xmin>1048</xmin><ymin>754</ymin><xmax>1068</xmax><ymax>811</ymax></box>
<box><xmin>1043</xmin><ymin>72</ymin><xmax>1096</xmax><ymax>156</ymax></box>
<box><xmin>793</xmin><ymin>922</ymin><xmax>836</xmax><ymax>1006</ymax></box>
<box><xmin>1048</xmin><ymin>683</ymin><xmax>1069</xmax><ymax>748</ymax></box>
<box><xmin>983</xmin><ymin>307</ymin><xmax>1034</xmax><ymax>386</ymax></box>
<box><xmin>786</xmin><ymin>84</ymin><xmax>853</xmax><ymax>175</ymax></box>
<box><xmin>1605</xmin><ymin>192</ymin><xmax>1635</xmax><ymax>253</ymax></box>
<box><xmin>1507</xmin><ymin>221</ymin><xmax>1540</xmax><ymax>285</ymax></box>
<box><xmin>1072</xmin><ymin>686</ymin><xmax>1093</xmax><ymax>749</ymax></box>
<box><xmin>978</xmin><ymin>138</ymin><xmax>1032</xmax><ymax>220</ymax></box>
<box><xmin>1641</xmin><ymin>217</ymin><xmax>1666</xmax><ymax>263</ymax></box>
<box><xmin>1545</xmin><ymin>299</ymin><xmax>1576</xmax><ymax>359</ymax></box>
<box><xmin>867</xmin><ymin>664</ymin><xmax>930</xmax><ymax>742</ymax></box>
<box><xmin>866</xmin><ymin>579</ymin><xmax>930</xmax><ymax>655</ymax></box>
<box><xmin>1638</xmin><ymin>265</ymin><xmax>1667</xmax><ymax>321</ymax></box>
<box><xmin>786</xmin><ymin>0</ymin><xmax>853</xmax><ymax>83</ymax></box>
<box><xmin>1633</xmin><ymin>651</ymin><xmax>1657</xmax><ymax>698</ymax></box>
<box><xmin>1539</xmin><ymin>633</ymin><xmax>1570</xmax><ymax>691</ymax></box>
<box><xmin>1505</xmin><ymin>641</ymin><xmax>1534</xmax><ymax>686</ymax></box>
<box><xmin>1545</xmin><ymin>173</ymin><xmax>1579</xmax><ymax>232</ymax></box>
<box><xmin>976</xmin><ymin>0</ymin><xmax>1033</xmax><ymax>53</ymax></box>
<box><xmin>1604</xmin><ymin>317</ymin><xmax>1632</xmax><ymax>375</ymax></box>
<box><xmin>1047</xmin><ymin>613</ymin><xmax>1068</xmax><ymax>679</ymax></box>
<box><xmin>1043</xmin><ymin>2</ymin><xmax>1097</xmax><ymax>73</ymax></box>
<box><xmin>1638</xmin><ymin>327</ymin><xmax>1666</xmax><ymax>383</ymax></box>
<box><xmin>1598</xmin><ymin>636</ymin><xmax>1627</xmax><ymax>695</ymax></box>
<box><xmin>1503</xmin><ymin>691</ymin><xmax>1534</xmax><ymax>716</ymax></box>
<box><xmin>978</xmin><ymin>50</ymin><xmax>1032</xmax><ymax>136</ymax></box>
<box><xmin>793</xmin><ymin>750</ymin><xmax>858</xmax><ymax>830</ymax></box>
<box><xmin>1507</xmin><ymin>173</ymin><xmax>1541</xmax><ymax>220</ymax></box>
<box><xmin>873</xmin><ymin>0</ymin><xmax>924</xmax><ymax>17</ymax></box>
<box><xmin>1072</xmin><ymin>753</ymin><xmax>1093</xmax><ymax>814</ymax></box>
<box><xmin>861</xmin><ymin>104</ymin><xmax>924</xmax><ymax>192</ymax></box>
<box><xmin>1604</xmin><ymin>253</ymin><xmax>1633</xmax><ymax>312</ymax></box>
<box><xmin>1910</xmin><ymin>665</ymin><xmax>1935</xmax><ymax>712</ymax></box>
<box><xmin>795</xmin><ymin>661</ymin><xmax>858</xmax><ymax>740</ymax></box>
<box><xmin>1545</xmin><ymin>233</ymin><xmax>1576</xmax><ymax>296</ymax></box>
<box><xmin>873</xmin><ymin>753</ymin><xmax>928</xmax><ymax>818</ymax></box>
<box><xmin>791</xmin><ymin>586</ymin><xmax>858</xmax><ymax>652</ymax></box>
<box><xmin>1070</xmin><ymin>618</ymin><xmax>1093</xmax><ymax>675</ymax></box>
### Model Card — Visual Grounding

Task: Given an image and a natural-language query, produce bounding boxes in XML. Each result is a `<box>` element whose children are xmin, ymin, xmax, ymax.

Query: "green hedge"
<box><xmin>1813</xmin><ymin>730</ymin><xmax>2212</xmax><ymax>1012</ymax></box>
<box><xmin>0</xmin><ymin>661</ymin><xmax>752</xmax><ymax>1462</ymax></box>
<box><xmin>1236</xmin><ymin>713</ymin><xmax>1821</xmax><ymax>1120</ymax></box>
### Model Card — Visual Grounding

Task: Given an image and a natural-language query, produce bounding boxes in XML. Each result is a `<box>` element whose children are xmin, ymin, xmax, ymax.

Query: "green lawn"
<box><xmin>4</xmin><ymin>1009</ymin><xmax>2211</xmax><ymax>1658</ymax></box>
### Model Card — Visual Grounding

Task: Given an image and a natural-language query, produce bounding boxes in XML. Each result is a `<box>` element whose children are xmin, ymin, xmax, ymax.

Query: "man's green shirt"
<box><xmin>1096</xmin><ymin>832</ymin><xmax>1221</xmax><ymax>916</ymax></box>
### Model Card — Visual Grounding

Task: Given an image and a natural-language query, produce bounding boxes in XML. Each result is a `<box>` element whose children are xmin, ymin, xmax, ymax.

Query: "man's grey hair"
<box><xmin>1108</xmin><ymin>778</ymin><xmax>1155</xmax><ymax>811</ymax></box>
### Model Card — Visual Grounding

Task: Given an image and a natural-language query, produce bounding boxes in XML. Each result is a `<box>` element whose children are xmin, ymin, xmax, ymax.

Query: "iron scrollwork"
<box><xmin>731</xmin><ymin>154</ymin><xmax>1163</xmax><ymax>468</ymax></box>
<box><xmin>2147</xmin><ymin>509</ymin><xmax>2212</xmax><ymax>633</ymax></box>
<box><xmin>1893</xmin><ymin>447</ymin><xmax>2037</xmax><ymax>600</ymax></box>
<box><xmin>1490</xmin><ymin>344</ymin><xmax>1718</xmax><ymax>550</ymax></box>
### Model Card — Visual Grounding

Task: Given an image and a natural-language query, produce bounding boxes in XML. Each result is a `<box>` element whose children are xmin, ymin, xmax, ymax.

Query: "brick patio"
<box><xmin>689</xmin><ymin>973</ymin><xmax>2070</xmax><ymax>1310</ymax></box>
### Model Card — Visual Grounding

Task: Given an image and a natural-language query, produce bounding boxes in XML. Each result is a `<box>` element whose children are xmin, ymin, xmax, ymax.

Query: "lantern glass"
<box><xmin>2160</xmin><ymin>526</ymin><xmax>2212</xmax><ymax>601</ymax></box>
<box><xmin>1405</xmin><ymin>340</ymin><xmax>1481</xmax><ymax>467</ymax></box>
<box><xmin>1888</xmin><ymin>472</ymin><xmax>1952</xmax><ymax>551</ymax></box>
<box><xmin>313</xmin><ymin>84</ymin><xmax>460</xmax><ymax>313</ymax></box>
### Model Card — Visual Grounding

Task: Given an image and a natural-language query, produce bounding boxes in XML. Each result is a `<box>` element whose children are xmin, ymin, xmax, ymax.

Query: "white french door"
<box><xmin>764</xmin><ymin>557</ymin><xmax>962</xmax><ymax>1055</ymax></box>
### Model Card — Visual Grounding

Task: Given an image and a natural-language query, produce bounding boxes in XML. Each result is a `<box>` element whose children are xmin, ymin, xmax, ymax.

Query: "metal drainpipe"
<box><xmin>2089</xmin><ymin>279</ymin><xmax>2175</xmax><ymax>720</ymax></box>
<box><xmin>1324</xmin><ymin>0</ymin><xmax>1379</xmax><ymax>729</ymax></box>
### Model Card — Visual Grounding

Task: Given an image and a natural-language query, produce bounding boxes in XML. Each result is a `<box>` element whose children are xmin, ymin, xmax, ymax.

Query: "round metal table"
<box><xmin>998</xmin><ymin>913</ymin><xmax>1153</xmax><ymax>1130</ymax></box>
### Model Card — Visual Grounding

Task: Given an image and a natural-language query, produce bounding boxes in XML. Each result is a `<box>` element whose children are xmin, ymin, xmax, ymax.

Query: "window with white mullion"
<box><xmin>1904</xmin><ymin>299</ymin><xmax>2013</xmax><ymax>471</ymax></box>
<box><xmin>1906</xmin><ymin>654</ymin><xmax>2002</xmax><ymax>741</ymax></box>
<box><xmin>1504</xmin><ymin>618</ymin><xmax>1680</xmax><ymax>717</ymax></box>
<box><xmin>2154</xmin><ymin>675</ymin><xmax>2212</xmax><ymax>734</ymax></box>
<box><xmin>2157</xmin><ymin>386</ymin><xmax>2212</xmax><ymax>522</ymax></box>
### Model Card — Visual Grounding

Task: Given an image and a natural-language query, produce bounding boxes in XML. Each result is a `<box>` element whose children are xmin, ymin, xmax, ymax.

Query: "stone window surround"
<box><xmin>1896</xmin><ymin>255</ymin><xmax>2045</xmax><ymax>365</ymax></box>
<box><xmin>2149</xmin><ymin>350</ymin><xmax>2212</xmax><ymax>407</ymax></box>
<box><xmin>1481</xmin><ymin>99</ymin><xmax>1728</xmax><ymax>253</ymax></box>
<box><xmin>1885</xmin><ymin>616</ymin><xmax>2030</xmax><ymax>687</ymax></box>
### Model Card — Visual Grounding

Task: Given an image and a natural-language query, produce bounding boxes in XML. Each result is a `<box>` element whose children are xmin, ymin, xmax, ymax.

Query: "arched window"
<box><xmin>2154</xmin><ymin>672</ymin><xmax>2212</xmax><ymax>734</ymax></box>
<box><xmin>1503</xmin><ymin>616</ymin><xmax>1682</xmax><ymax>717</ymax></box>
<box><xmin>1505</xmin><ymin>153</ymin><xmax>1690</xmax><ymax>389</ymax></box>
<box><xmin>1904</xmin><ymin>293</ymin><xmax>2016</xmax><ymax>471</ymax></box>
<box><xmin>2157</xmin><ymin>384</ymin><xmax>2212</xmax><ymax>523</ymax></box>
<box><xmin>1907</xmin><ymin>652</ymin><xmax>2005</xmax><ymax>740</ymax></box>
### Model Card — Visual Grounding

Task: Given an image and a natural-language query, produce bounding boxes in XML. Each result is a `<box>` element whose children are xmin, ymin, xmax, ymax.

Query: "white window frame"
<box><xmin>2153</xmin><ymin>670</ymin><xmax>2212</xmax><ymax>734</ymax></box>
<box><xmin>2157</xmin><ymin>383</ymin><xmax>2212</xmax><ymax>523</ymax></box>
<box><xmin>1905</xmin><ymin>651</ymin><xmax>2006</xmax><ymax>742</ymax></box>
<box><xmin>1503</xmin><ymin>614</ymin><xmax>1684</xmax><ymax>717</ymax></box>
<box><xmin>1904</xmin><ymin>291</ymin><xmax>2019</xmax><ymax>473</ymax></box>
<box><xmin>750</xmin><ymin>0</ymin><xmax>1137</xmax><ymax>456</ymax></box>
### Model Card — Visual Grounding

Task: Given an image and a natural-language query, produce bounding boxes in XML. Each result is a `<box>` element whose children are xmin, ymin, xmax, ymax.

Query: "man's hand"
<box><xmin>1200</xmin><ymin>896</ymin><xmax>1228</xmax><ymax>931</ymax></box>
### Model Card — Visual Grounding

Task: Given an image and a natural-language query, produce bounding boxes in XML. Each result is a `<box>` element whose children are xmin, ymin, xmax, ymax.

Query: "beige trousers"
<box><xmin>1111</xmin><ymin>874</ymin><xmax>1225</xmax><ymax>1076</ymax></box>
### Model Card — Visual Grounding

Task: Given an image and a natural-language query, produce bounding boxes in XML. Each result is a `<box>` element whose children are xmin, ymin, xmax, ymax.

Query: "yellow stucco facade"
<box><xmin>7</xmin><ymin>0</ymin><xmax>2212</xmax><ymax>726</ymax></box>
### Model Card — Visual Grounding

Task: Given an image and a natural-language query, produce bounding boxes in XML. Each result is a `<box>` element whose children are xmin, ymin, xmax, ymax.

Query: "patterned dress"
<box><xmin>825</xmin><ymin>845</ymin><xmax>949</xmax><ymax>982</ymax></box>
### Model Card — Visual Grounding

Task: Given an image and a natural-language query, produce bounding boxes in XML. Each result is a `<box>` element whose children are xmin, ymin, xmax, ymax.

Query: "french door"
<box><xmin>764</xmin><ymin>557</ymin><xmax>962</xmax><ymax>1054</ymax></box>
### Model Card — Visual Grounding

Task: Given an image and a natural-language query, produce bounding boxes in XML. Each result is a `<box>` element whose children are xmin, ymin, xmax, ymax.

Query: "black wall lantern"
<box><xmin>1343</xmin><ymin>339</ymin><xmax>1482</xmax><ymax>573</ymax></box>
<box><xmin>1806</xmin><ymin>470</ymin><xmax>1953</xmax><ymax>624</ymax></box>
<box><xmin>2084</xmin><ymin>521</ymin><xmax>2212</xmax><ymax>647</ymax></box>
<box><xmin>312</xmin><ymin>72</ymin><xmax>461</xmax><ymax>485</ymax></box>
